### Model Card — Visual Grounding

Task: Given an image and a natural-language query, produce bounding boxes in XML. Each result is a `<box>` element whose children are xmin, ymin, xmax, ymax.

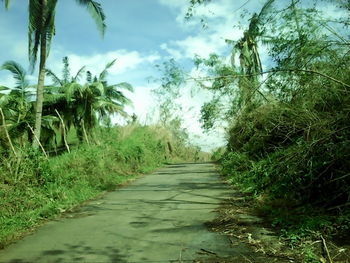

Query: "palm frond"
<box><xmin>28</xmin><ymin>0</ymin><xmax>43</xmax><ymax>70</ymax></box>
<box><xmin>45</xmin><ymin>0</ymin><xmax>57</xmax><ymax>57</ymax></box>
<box><xmin>62</xmin><ymin>56</ymin><xmax>71</xmax><ymax>84</ymax></box>
<box><xmin>0</xmin><ymin>86</ymin><xmax>9</xmax><ymax>92</ymax></box>
<box><xmin>65</xmin><ymin>82</ymin><xmax>83</xmax><ymax>102</ymax></box>
<box><xmin>94</xmin><ymin>99</ymin><xmax>128</xmax><ymax>118</ymax></box>
<box><xmin>104</xmin><ymin>87</ymin><xmax>132</xmax><ymax>105</ymax></box>
<box><xmin>257</xmin><ymin>0</ymin><xmax>276</xmax><ymax>22</ymax></box>
<box><xmin>1</xmin><ymin>61</ymin><xmax>29</xmax><ymax>90</ymax></box>
<box><xmin>28</xmin><ymin>0</ymin><xmax>57</xmax><ymax>70</ymax></box>
<box><xmin>2</xmin><ymin>0</ymin><xmax>10</xmax><ymax>9</ymax></box>
<box><xmin>44</xmin><ymin>93</ymin><xmax>66</xmax><ymax>105</ymax></box>
<box><xmin>89</xmin><ymin>82</ymin><xmax>104</xmax><ymax>96</ymax></box>
<box><xmin>46</xmin><ymin>68</ymin><xmax>63</xmax><ymax>86</ymax></box>
<box><xmin>115</xmin><ymin>92</ymin><xmax>132</xmax><ymax>105</ymax></box>
<box><xmin>42</xmin><ymin>115</ymin><xmax>59</xmax><ymax>124</ymax></box>
<box><xmin>73</xmin><ymin>66</ymin><xmax>86</xmax><ymax>82</ymax></box>
<box><xmin>0</xmin><ymin>93</ymin><xmax>10</xmax><ymax>107</ymax></box>
<box><xmin>115</xmin><ymin>82</ymin><xmax>134</xmax><ymax>92</ymax></box>
<box><xmin>75</xmin><ymin>0</ymin><xmax>106</xmax><ymax>36</ymax></box>
<box><xmin>86</xmin><ymin>71</ymin><xmax>92</xmax><ymax>83</ymax></box>
<box><xmin>99</xmin><ymin>59</ymin><xmax>116</xmax><ymax>81</ymax></box>
<box><xmin>44</xmin><ymin>85</ymin><xmax>63</xmax><ymax>94</ymax></box>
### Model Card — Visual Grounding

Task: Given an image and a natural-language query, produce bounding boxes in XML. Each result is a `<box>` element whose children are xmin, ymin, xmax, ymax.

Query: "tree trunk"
<box><xmin>32</xmin><ymin>0</ymin><xmax>47</xmax><ymax>149</ymax></box>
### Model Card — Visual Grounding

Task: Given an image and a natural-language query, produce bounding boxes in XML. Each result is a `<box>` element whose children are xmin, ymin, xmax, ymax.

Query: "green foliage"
<box><xmin>44</xmin><ymin>56</ymin><xmax>132</xmax><ymax>142</ymax></box>
<box><xmin>210</xmin><ymin>147</ymin><xmax>225</xmax><ymax>161</ymax></box>
<box><xmin>200</xmin><ymin>100</ymin><xmax>221</xmax><ymax>130</ymax></box>
<box><xmin>153</xmin><ymin>59</ymin><xmax>184</xmax><ymax>127</ymax></box>
<box><xmin>151</xmin><ymin>59</ymin><xmax>195</xmax><ymax>151</ymax></box>
<box><xmin>222</xmin><ymin>88</ymin><xmax>350</xmax><ymax>205</ymax></box>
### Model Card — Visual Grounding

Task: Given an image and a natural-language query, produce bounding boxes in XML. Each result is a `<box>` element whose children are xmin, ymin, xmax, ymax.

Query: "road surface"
<box><xmin>0</xmin><ymin>163</ymin><xmax>257</xmax><ymax>263</ymax></box>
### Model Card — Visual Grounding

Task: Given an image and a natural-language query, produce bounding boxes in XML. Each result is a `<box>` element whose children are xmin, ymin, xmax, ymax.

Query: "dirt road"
<box><xmin>0</xmin><ymin>163</ymin><xmax>258</xmax><ymax>263</ymax></box>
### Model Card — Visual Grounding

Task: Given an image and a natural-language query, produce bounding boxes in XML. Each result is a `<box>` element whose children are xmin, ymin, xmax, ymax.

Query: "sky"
<box><xmin>0</xmin><ymin>0</ymin><xmax>339</xmax><ymax>151</ymax></box>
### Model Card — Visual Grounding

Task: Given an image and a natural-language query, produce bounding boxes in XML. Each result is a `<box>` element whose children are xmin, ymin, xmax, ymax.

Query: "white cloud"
<box><xmin>123</xmin><ymin>83</ymin><xmax>157</xmax><ymax>124</ymax></box>
<box><xmin>47</xmin><ymin>49</ymin><xmax>160</xmax><ymax>78</ymax></box>
<box><xmin>0</xmin><ymin>74</ymin><xmax>16</xmax><ymax>88</ymax></box>
<box><xmin>158</xmin><ymin>0</ymin><xmax>187</xmax><ymax>9</ymax></box>
<box><xmin>44</xmin><ymin>48</ymin><xmax>161</xmax><ymax>90</ymax></box>
<box><xmin>160</xmin><ymin>43</ymin><xmax>183</xmax><ymax>60</ymax></box>
<box><xmin>158</xmin><ymin>0</ymin><xmax>245</xmax><ymax>60</ymax></box>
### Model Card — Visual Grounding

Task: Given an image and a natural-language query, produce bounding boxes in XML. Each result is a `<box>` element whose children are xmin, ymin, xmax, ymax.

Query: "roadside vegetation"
<box><xmin>187</xmin><ymin>0</ymin><xmax>350</xmax><ymax>261</ymax></box>
<box><xmin>0</xmin><ymin>124</ymin><xmax>203</xmax><ymax>248</ymax></box>
<box><xmin>0</xmin><ymin>0</ymin><xmax>207</xmax><ymax>248</ymax></box>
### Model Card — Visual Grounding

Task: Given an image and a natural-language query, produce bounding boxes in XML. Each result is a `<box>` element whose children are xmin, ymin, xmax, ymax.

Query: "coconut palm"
<box><xmin>74</xmin><ymin>59</ymin><xmax>133</xmax><ymax>139</ymax></box>
<box><xmin>46</xmin><ymin>56</ymin><xmax>86</xmax><ymax>87</ymax></box>
<box><xmin>0</xmin><ymin>61</ymin><xmax>60</xmax><ymax>149</ymax></box>
<box><xmin>44</xmin><ymin>56</ymin><xmax>86</xmax><ymax>145</ymax></box>
<box><xmin>45</xmin><ymin>58</ymin><xmax>133</xmax><ymax>142</ymax></box>
<box><xmin>4</xmin><ymin>0</ymin><xmax>106</xmax><ymax>149</ymax></box>
<box><xmin>0</xmin><ymin>61</ymin><xmax>33</xmax><ymax>143</ymax></box>
<box><xmin>91</xmin><ymin>59</ymin><xmax>133</xmax><ymax>124</ymax></box>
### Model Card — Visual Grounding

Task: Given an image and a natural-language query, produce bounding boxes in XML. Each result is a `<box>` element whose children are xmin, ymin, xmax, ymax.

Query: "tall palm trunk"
<box><xmin>32</xmin><ymin>0</ymin><xmax>47</xmax><ymax>149</ymax></box>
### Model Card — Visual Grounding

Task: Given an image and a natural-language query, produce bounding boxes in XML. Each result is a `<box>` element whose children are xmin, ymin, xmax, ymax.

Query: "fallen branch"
<box><xmin>199</xmin><ymin>248</ymin><xmax>217</xmax><ymax>256</ymax></box>
<box><xmin>27</xmin><ymin>123</ymin><xmax>48</xmax><ymax>159</ymax></box>
<box><xmin>55</xmin><ymin>109</ymin><xmax>70</xmax><ymax>153</ymax></box>
<box><xmin>81</xmin><ymin>120</ymin><xmax>90</xmax><ymax>145</ymax></box>
<box><xmin>187</xmin><ymin>68</ymin><xmax>350</xmax><ymax>89</ymax></box>
<box><xmin>321</xmin><ymin>235</ymin><xmax>333</xmax><ymax>263</ymax></box>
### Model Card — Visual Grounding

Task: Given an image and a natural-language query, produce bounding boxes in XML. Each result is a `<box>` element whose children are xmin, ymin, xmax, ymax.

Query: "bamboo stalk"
<box><xmin>55</xmin><ymin>109</ymin><xmax>70</xmax><ymax>153</ymax></box>
<box><xmin>27</xmin><ymin>122</ymin><xmax>48</xmax><ymax>159</ymax></box>
<box><xmin>0</xmin><ymin>108</ymin><xmax>17</xmax><ymax>157</ymax></box>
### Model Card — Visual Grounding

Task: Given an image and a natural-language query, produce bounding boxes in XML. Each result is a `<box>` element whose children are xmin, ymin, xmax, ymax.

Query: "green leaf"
<box><xmin>0</xmin><ymin>86</ymin><xmax>9</xmax><ymax>92</ymax></box>
<box><xmin>1</xmin><ymin>61</ymin><xmax>29</xmax><ymax>90</ymax></box>
<box><xmin>75</xmin><ymin>0</ymin><xmax>106</xmax><ymax>36</ymax></box>
<box><xmin>99</xmin><ymin>59</ymin><xmax>116</xmax><ymax>81</ymax></box>
<box><xmin>115</xmin><ymin>82</ymin><xmax>134</xmax><ymax>92</ymax></box>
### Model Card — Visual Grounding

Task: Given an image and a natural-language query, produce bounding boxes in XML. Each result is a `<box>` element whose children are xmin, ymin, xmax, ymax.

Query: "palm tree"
<box><xmin>46</xmin><ymin>56</ymin><xmax>86</xmax><ymax>87</ymax></box>
<box><xmin>0</xmin><ymin>61</ymin><xmax>34</xmax><ymax>146</ymax></box>
<box><xmin>4</xmin><ymin>0</ymin><xmax>106</xmax><ymax>149</ymax></box>
<box><xmin>91</xmin><ymin>59</ymin><xmax>133</xmax><ymax>124</ymax></box>
<box><xmin>229</xmin><ymin>0</ymin><xmax>275</xmax><ymax>107</ymax></box>
<box><xmin>45</xmin><ymin>58</ymin><xmax>133</xmax><ymax>143</ymax></box>
<box><xmin>45</xmin><ymin>56</ymin><xmax>86</xmax><ymax>145</ymax></box>
<box><xmin>0</xmin><ymin>61</ymin><xmax>59</xmax><ymax>149</ymax></box>
<box><xmin>74</xmin><ymin>59</ymin><xmax>133</xmax><ymax>140</ymax></box>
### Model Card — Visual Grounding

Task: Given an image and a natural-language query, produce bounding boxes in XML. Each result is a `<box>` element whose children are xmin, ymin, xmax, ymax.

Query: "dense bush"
<box><xmin>222</xmin><ymin>84</ymin><xmax>350</xmax><ymax>208</ymax></box>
